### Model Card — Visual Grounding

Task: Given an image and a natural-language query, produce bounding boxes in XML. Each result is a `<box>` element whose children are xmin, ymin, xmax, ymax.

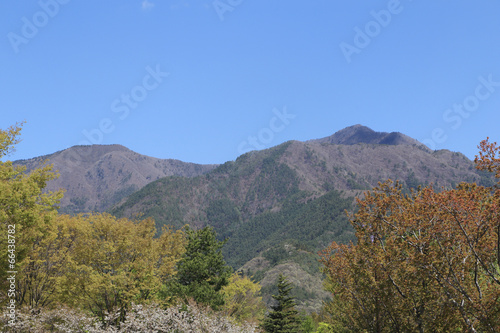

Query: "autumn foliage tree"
<box><xmin>320</xmin><ymin>138</ymin><xmax>500</xmax><ymax>332</ymax></box>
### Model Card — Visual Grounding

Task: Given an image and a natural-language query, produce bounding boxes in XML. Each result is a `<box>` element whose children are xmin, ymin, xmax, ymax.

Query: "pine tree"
<box><xmin>165</xmin><ymin>226</ymin><xmax>232</xmax><ymax>310</ymax></box>
<box><xmin>262</xmin><ymin>274</ymin><xmax>300</xmax><ymax>333</ymax></box>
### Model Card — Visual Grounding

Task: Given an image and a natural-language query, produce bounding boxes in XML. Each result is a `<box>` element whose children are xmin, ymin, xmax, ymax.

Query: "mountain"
<box><xmin>12</xmin><ymin>126</ymin><xmax>493</xmax><ymax>312</ymax></box>
<box><xmin>109</xmin><ymin>125</ymin><xmax>492</xmax><ymax>312</ymax></box>
<box><xmin>111</xmin><ymin>129</ymin><xmax>483</xmax><ymax>234</ymax></box>
<box><xmin>311</xmin><ymin>124</ymin><xmax>426</xmax><ymax>147</ymax></box>
<box><xmin>14</xmin><ymin>144</ymin><xmax>218</xmax><ymax>213</ymax></box>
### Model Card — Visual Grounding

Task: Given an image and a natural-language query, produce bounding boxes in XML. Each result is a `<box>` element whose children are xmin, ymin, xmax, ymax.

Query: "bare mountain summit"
<box><xmin>14</xmin><ymin>144</ymin><xmax>217</xmax><ymax>213</ymax></box>
<box><xmin>312</xmin><ymin>124</ymin><xmax>428</xmax><ymax>148</ymax></box>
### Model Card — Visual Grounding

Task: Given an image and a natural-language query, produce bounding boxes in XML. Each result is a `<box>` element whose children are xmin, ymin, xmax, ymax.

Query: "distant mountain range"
<box><xmin>13</xmin><ymin>125</ymin><xmax>493</xmax><ymax>313</ymax></box>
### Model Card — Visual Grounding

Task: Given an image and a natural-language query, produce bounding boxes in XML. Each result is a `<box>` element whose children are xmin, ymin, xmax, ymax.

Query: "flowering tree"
<box><xmin>1</xmin><ymin>302</ymin><xmax>260</xmax><ymax>332</ymax></box>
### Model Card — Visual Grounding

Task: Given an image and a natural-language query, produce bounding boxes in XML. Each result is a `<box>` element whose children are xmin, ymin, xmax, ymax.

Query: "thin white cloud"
<box><xmin>142</xmin><ymin>0</ymin><xmax>155</xmax><ymax>11</ymax></box>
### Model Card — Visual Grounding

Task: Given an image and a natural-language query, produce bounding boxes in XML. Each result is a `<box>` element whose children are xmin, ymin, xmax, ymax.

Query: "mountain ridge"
<box><xmin>14</xmin><ymin>144</ymin><xmax>218</xmax><ymax>213</ymax></box>
<box><xmin>11</xmin><ymin>124</ymin><xmax>479</xmax><ymax>219</ymax></box>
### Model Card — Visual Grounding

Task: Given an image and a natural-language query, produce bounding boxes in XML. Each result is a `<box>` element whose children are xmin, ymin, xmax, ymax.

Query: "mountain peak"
<box><xmin>57</xmin><ymin>144</ymin><xmax>132</xmax><ymax>162</ymax></box>
<box><xmin>312</xmin><ymin>124</ymin><xmax>423</xmax><ymax>147</ymax></box>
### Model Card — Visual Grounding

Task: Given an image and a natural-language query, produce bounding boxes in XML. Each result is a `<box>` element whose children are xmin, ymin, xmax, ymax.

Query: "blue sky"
<box><xmin>1</xmin><ymin>0</ymin><xmax>499</xmax><ymax>164</ymax></box>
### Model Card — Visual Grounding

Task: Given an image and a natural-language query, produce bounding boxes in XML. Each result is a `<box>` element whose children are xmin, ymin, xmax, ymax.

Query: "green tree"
<box><xmin>315</xmin><ymin>322</ymin><xmax>334</xmax><ymax>333</ymax></box>
<box><xmin>222</xmin><ymin>272</ymin><xmax>266</xmax><ymax>323</ymax></box>
<box><xmin>165</xmin><ymin>226</ymin><xmax>232</xmax><ymax>310</ymax></box>
<box><xmin>262</xmin><ymin>274</ymin><xmax>301</xmax><ymax>333</ymax></box>
<box><xmin>300</xmin><ymin>315</ymin><xmax>316</xmax><ymax>333</ymax></box>
<box><xmin>58</xmin><ymin>213</ymin><xmax>186</xmax><ymax>324</ymax></box>
<box><xmin>0</xmin><ymin>123</ymin><xmax>63</xmax><ymax>307</ymax></box>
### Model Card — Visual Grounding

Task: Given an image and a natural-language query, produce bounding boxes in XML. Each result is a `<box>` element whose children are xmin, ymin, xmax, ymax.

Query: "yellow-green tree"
<box><xmin>222</xmin><ymin>273</ymin><xmax>266</xmax><ymax>323</ymax></box>
<box><xmin>0</xmin><ymin>123</ymin><xmax>63</xmax><ymax>307</ymax></box>
<box><xmin>15</xmin><ymin>214</ymin><xmax>77</xmax><ymax>309</ymax></box>
<box><xmin>58</xmin><ymin>213</ymin><xmax>186</xmax><ymax>323</ymax></box>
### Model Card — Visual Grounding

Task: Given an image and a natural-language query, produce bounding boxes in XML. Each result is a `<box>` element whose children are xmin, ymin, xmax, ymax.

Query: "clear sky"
<box><xmin>1</xmin><ymin>1</ymin><xmax>499</xmax><ymax>164</ymax></box>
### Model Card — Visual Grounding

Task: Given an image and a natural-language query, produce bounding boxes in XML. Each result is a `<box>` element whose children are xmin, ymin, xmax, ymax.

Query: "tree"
<box><xmin>58</xmin><ymin>213</ymin><xmax>186</xmax><ymax>323</ymax></box>
<box><xmin>15</xmin><ymin>214</ymin><xmax>76</xmax><ymax>309</ymax></box>
<box><xmin>164</xmin><ymin>226</ymin><xmax>232</xmax><ymax>310</ymax></box>
<box><xmin>222</xmin><ymin>272</ymin><xmax>266</xmax><ymax>323</ymax></box>
<box><xmin>299</xmin><ymin>315</ymin><xmax>316</xmax><ymax>333</ymax></box>
<box><xmin>319</xmin><ymin>139</ymin><xmax>500</xmax><ymax>332</ymax></box>
<box><xmin>262</xmin><ymin>274</ymin><xmax>301</xmax><ymax>333</ymax></box>
<box><xmin>0</xmin><ymin>122</ymin><xmax>26</xmax><ymax>159</ymax></box>
<box><xmin>0</xmin><ymin>123</ymin><xmax>63</xmax><ymax>307</ymax></box>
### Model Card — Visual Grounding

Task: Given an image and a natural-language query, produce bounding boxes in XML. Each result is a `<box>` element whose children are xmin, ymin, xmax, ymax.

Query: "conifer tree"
<box><xmin>262</xmin><ymin>274</ymin><xmax>300</xmax><ymax>333</ymax></box>
<box><xmin>165</xmin><ymin>226</ymin><xmax>232</xmax><ymax>310</ymax></box>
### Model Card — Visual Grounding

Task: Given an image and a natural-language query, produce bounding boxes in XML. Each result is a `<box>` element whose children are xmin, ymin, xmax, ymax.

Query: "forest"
<box><xmin>2</xmin><ymin>122</ymin><xmax>500</xmax><ymax>332</ymax></box>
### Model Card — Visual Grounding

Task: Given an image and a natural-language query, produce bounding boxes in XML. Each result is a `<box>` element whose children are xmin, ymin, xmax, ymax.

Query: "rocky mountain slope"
<box><xmin>14</xmin><ymin>144</ymin><xmax>217</xmax><ymax>213</ymax></box>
